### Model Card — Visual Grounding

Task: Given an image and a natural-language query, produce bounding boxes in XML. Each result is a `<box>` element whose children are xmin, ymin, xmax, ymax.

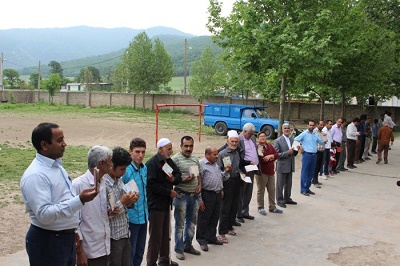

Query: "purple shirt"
<box><xmin>331</xmin><ymin>124</ymin><xmax>343</xmax><ymax>143</ymax></box>
<box><xmin>243</xmin><ymin>137</ymin><xmax>259</xmax><ymax>165</ymax></box>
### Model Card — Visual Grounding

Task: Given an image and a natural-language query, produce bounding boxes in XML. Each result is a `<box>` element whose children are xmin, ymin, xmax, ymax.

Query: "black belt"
<box><xmin>304</xmin><ymin>152</ymin><xmax>316</xmax><ymax>154</ymax></box>
<box><xmin>32</xmin><ymin>224</ymin><xmax>76</xmax><ymax>234</ymax></box>
<box><xmin>174</xmin><ymin>188</ymin><xmax>196</xmax><ymax>196</ymax></box>
<box><xmin>202</xmin><ymin>189</ymin><xmax>222</xmax><ymax>194</ymax></box>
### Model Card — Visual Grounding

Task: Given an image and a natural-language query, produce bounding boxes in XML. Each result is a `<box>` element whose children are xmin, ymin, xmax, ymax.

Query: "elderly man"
<box><xmin>322</xmin><ymin>120</ymin><xmax>334</xmax><ymax>178</ymax></box>
<box><xmin>21</xmin><ymin>122</ymin><xmax>98</xmax><ymax>266</ymax></box>
<box><xmin>294</xmin><ymin>120</ymin><xmax>325</xmax><ymax>196</ymax></box>
<box><xmin>217</xmin><ymin>130</ymin><xmax>243</xmax><ymax>244</ymax></box>
<box><xmin>73</xmin><ymin>146</ymin><xmax>115</xmax><ymax>266</ymax></box>
<box><xmin>196</xmin><ymin>146</ymin><xmax>228</xmax><ymax>251</ymax></box>
<box><xmin>146</xmin><ymin>138</ymin><xmax>182</xmax><ymax>266</ymax></box>
<box><xmin>236</xmin><ymin>122</ymin><xmax>258</xmax><ymax>222</ymax></box>
<box><xmin>172</xmin><ymin>136</ymin><xmax>202</xmax><ymax>260</ymax></box>
<box><xmin>274</xmin><ymin>123</ymin><xmax>298</xmax><ymax>208</ymax></box>
<box><xmin>346</xmin><ymin>118</ymin><xmax>361</xmax><ymax>169</ymax></box>
<box><xmin>331</xmin><ymin>117</ymin><xmax>344</xmax><ymax>173</ymax></box>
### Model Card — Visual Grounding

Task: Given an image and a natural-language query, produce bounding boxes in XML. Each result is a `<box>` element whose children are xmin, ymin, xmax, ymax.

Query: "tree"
<box><xmin>76</xmin><ymin>66</ymin><xmax>101</xmax><ymax>83</ymax></box>
<box><xmin>43</xmin><ymin>73</ymin><xmax>61</xmax><ymax>103</ymax></box>
<box><xmin>82</xmin><ymin>67</ymin><xmax>94</xmax><ymax>92</ymax></box>
<box><xmin>208</xmin><ymin>0</ymin><xmax>341</xmax><ymax>134</ymax></box>
<box><xmin>29</xmin><ymin>73</ymin><xmax>40</xmax><ymax>89</ymax></box>
<box><xmin>189</xmin><ymin>46</ymin><xmax>218</xmax><ymax>101</ymax></box>
<box><xmin>113</xmin><ymin>32</ymin><xmax>175</xmax><ymax>110</ymax></box>
<box><xmin>48</xmin><ymin>61</ymin><xmax>63</xmax><ymax>78</ymax></box>
<box><xmin>3</xmin><ymin>69</ymin><xmax>21</xmax><ymax>89</ymax></box>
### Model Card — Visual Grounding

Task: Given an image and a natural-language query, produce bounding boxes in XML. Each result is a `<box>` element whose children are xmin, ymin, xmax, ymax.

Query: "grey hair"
<box><xmin>87</xmin><ymin>145</ymin><xmax>113</xmax><ymax>169</ymax></box>
<box><xmin>282</xmin><ymin>123</ymin><xmax>291</xmax><ymax>129</ymax></box>
<box><xmin>243</xmin><ymin>123</ymin><xmax>255</xmax><ymax>132</ymax></box>
<box><xmin>383</xmin><ymin>121</ymin><xmax>389</xmax><ymax>126</ymax></box>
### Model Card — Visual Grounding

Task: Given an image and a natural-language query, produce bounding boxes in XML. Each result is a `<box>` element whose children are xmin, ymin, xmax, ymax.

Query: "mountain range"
<box><xmin>0</xmin><ymin>26</ymin><xmax>220</xmax><ymax>77</ymax></box>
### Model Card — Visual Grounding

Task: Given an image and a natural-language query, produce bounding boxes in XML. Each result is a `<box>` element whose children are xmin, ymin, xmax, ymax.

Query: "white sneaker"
<box><xmin>322</xmin><ymin>175</ymin><xmax>328</xmax><ymax>180</ymax></box>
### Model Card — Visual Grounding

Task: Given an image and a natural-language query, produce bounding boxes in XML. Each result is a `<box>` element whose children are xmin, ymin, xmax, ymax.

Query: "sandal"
<box><xmin>227</xmin><ymin>230</ymin><xmax>236</xmax><ymax>236</ymax></box>
<box><xmin>217</xmin><ymin>235</ymin><xmax>229</xmax><ymax>243</ymax></box>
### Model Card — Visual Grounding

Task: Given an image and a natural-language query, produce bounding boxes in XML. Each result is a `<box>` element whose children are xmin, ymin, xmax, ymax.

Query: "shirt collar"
<box><xmin>36</xmin><ymin>153</ymin><xmax>62</xmax><ymax>168</ymax></box>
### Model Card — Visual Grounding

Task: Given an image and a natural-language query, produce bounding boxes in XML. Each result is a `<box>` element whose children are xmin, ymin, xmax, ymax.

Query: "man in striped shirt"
<box><xmin>105</xmin><ymin>147</ymin><xmax>139</xmax><ymax>266</ymax></box>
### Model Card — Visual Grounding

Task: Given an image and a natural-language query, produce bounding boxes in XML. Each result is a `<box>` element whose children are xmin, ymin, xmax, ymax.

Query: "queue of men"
<box><xmin>20</xmin><ymin>115</ymin><xmax>395</xmax><ymax>266</ymax></box>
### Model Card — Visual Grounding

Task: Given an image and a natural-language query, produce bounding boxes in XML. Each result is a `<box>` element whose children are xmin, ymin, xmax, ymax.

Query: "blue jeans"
<box><xmin>173</xmin><ymin>194</ymin><xmax>199</xmax><ymax>253</ymax></box>
<box><xmin>300</xmin><ymin>152</ymin><xmax>317</xmax><ymax>193</ymax></box>
<box><xmin>128</xmin><ymin>222</ymin><xmax>147</xmax><ymax>266</ymax></box>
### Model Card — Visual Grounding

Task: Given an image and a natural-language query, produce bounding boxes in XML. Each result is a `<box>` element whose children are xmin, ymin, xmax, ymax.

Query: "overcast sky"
<box><xmin>1</xmin><ymin>0</ymin><xmax>235</xmax><ymax>36</ymax></box>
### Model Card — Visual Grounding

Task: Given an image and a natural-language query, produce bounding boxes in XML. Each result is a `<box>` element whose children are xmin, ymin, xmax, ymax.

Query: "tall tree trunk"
<box><xmin>341</xmin><ymin>90</ymin><xmax>346</xmax><ymax>118</ymax></box>
<box><xmin>142</xmin><ymin>90</ymin><xmax>146</xmax><ymax>111</ymax></box>
<box><xmin>320</xmin><ymin>97</ymin><xmax>325</xmax><ymax>121</ymax></box>
<box><xmin>278</xmin><ymin>76</ymin><xmax>286</xmax><ymax>136</ymax></box>
<box><xmin>332</xmin><ymin>97</ymin><xmax>335</xmax><ymax>121</ymax></box>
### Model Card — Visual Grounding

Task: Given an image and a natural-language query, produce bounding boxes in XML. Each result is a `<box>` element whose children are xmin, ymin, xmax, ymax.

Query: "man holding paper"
<box><xmin>73</xmin><ymin>145</ymin><xmax>115</xmax><ymax>265</ymax></box>
<box><xmin>274</xmin><ymin>123</ymin><xmax>299</xmax><ymax>208</ymax></box>
<box><xmin>172</xmin><ymin>136</ymin><xmax>202</xmax><ymax>260</ymax></box>
<box><xmin>105</xmin><ymin>147</ymin><xmax>139</xmax><ymax>266</ymax></box>
<box><xmin>255</xmin><ymin>131</ymin><xmax>281</xmax><ymax>215</ymax></box>
<box><xmin>146</xmin><ymin>138</ymin><xmax>182</xmax><ymax>266</ymax></box>
<box><xmin>236</xmin><ymin>123</ymin><xmax>258</xmax><ymax>222</ymax></box>
<box><xmin>122</xmin><ymin>138</ymin><xmax>148</xmax><ymax>266</ymax></box>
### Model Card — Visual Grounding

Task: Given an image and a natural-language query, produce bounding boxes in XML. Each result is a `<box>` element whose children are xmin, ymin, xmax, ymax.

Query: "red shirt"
<box><xmin>257</xmin><ymin>143</ymin><xmax>279</xmax><ymax>175</ymax></box>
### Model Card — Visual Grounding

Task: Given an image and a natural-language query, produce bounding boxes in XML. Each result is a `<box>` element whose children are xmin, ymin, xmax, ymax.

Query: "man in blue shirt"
<box><xmin>21</xmin><ymin>122</ymin><xmax>98</xmax><ymax>266</ymax></box>
<box><xmin>294</xmin><ymin>120</ymin><xmax>325</xmax><ymax>196</ymax></box>
<box><xmin>122</xmin><ymin>138</ymin><xmax>149</xmax><ymax>266</ymax></box>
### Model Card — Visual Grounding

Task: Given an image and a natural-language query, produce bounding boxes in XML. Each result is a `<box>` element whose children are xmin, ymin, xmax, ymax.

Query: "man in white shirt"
<box><xmin>346</xmin><ymin>118</ymin><xmax>361</xmax><ymax>169</ymax></box>
<box><xmin>73</xmin><ymin>146</ymin><xmax>117</xmax><ymax>266</ymax></box>
<box><xmin>322</xmin><ymin>120</ymin><xmax>333</xmax><ymax>178</ymax></box>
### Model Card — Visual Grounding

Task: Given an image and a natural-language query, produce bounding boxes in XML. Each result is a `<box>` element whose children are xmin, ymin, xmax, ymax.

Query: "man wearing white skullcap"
<box><xmin>146</xmin><ymin>138</ymin><xmax>182</xmax><ymax>266</ymax></box>
<box><xmin>216</xmin><ymin>130</ymin><xmax>244</xmax><ymax>244</ymax></box>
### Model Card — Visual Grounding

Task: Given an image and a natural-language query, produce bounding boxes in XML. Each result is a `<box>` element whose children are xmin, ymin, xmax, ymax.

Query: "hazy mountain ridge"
<box><xmin>0</xmin><ymin>26</ymin><xmax>197</xmax><ymax>70</ymax></box>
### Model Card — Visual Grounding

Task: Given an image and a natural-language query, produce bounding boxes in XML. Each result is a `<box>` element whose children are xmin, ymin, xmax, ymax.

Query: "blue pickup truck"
<box><xmin>203</xmin><ymin>102</ymin><xmax>281</xmax><ymax>138</ymax></box>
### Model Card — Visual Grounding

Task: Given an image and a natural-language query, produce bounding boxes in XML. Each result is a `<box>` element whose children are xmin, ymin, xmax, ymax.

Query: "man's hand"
<box><xmin>183</xmin><ymin>174</ymin><xmax>195</xmax><ymax>182</ymax></box>
<box><xmin>79</xmin><ymin>187</ymin><xmax>98</xmax><ymax>204</ymax></box>
<box><xmin>199</xmin><ymin>201</ymin><xmax>205</xmax><ymax>212</ymax></box>
<box><xmin>108</xmin><ymin>206</ymin><xmax>120</xmax><ymax>216</ymax></box>
<box><xmin>288</xmin><ymin>148</ymin><xmax>294</xmax><ymax>155</ymax></box>
<box><xmin>195</xmin><ymin>184</ymin><xmax>202</xmax><ymax>194</ymax></box>
<box><xmin>166</xmin><ymin>173</ymin><xmax>175</xmax><ymax>183</ymax></box>
<box><xmin>76</xmin><ymin>240</ymin><xmax>88</xmax><ymax>266</ymax></box>
<box><xmin>225</xmin><ymin>164</ymin><xmax>232</xmax><ymax>172</ymax></box>
<box><xmin>170</xmin><ymin>190</ymin><xmax>177</xmax><ymax>198</ymax></box>
<box><xmin>120</xmin><ymin>191</ymin><xmax>139</xmax><ymax>205</ymax></box>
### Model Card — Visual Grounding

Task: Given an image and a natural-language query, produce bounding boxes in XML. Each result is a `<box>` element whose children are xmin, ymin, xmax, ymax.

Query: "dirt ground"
<box><xmin>0</xmin><ymin>112</ymin><xmax>225</xmax><ymax>257</ymax></box>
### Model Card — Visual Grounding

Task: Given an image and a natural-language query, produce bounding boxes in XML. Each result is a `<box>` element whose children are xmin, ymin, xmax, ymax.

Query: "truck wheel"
<box><xmin>215</xmin><ymin>122</ymin><xmax>228</xmax><ymax>136</ymax></box>
<box><xmin>261</xmin><ymin>125</ymin><xmax>275</xmax><ymax>139</ymax></box>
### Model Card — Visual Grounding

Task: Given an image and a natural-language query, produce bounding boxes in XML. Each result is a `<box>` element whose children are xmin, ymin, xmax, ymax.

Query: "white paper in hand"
<box><xmin>257</xmin><ymin>145</ymin><xmax>264</xmax><ymax>156</ymax></box>
<box><xmin>108</xmin><ymin>191</ymin><xmax>117</xmax><ymax>211</ymax></box>
<box><xmin>245</xmin><ymin>165</ymin><xmax>258</xmax><ymax>172</ymax></box>
<box><xmin>240</xmin><ymin>173</ymin><xmax>252</xmax><ymax>183</ymax></box>
<box><xmin>189</xmin><ymin>165</ymin><xmax>199</xmax><ymax>177</ymax></box>
<box><xmin>222</xmin><ymin>156</ymin><xmax>231</xmax><ymax>166</ymax></box>
<box><xmin>292</xmin><ymin>141</ymin><xmax>301</xmax><ymax>151</ymax></box>
<box><xmin>123</xmin><ymin>180</ymin><xmax>139</xmax><ymax>193</ymax></box>
<box><xmin>162</xmin><ymin>163</ymin><xmax>173</xmax><ymax>175</ymax></box>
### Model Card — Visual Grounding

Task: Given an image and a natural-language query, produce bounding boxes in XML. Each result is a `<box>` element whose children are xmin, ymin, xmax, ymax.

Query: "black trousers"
<box><xmin>196</xmin><ymin>189</ymin><xmax>221</xmax><ymax>245</ymax></box>
<box><xmin>347</xmin><ymin>139</ymin><xmax>356</xmax><ymax>166</ymax></box>
<box><xmin>219</xmin><ymin>175</ymin><xmax>240</xmax><ymax>235</ymax></box>
<box><xmin>312</xmin><ymin>151</ymin><xmax>324</xmax><ymax>184</ymax></box>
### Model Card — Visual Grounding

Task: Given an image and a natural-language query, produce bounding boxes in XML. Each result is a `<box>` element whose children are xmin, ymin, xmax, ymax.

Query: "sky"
<box><xmin>1</xmin><ymin>0</ymin><xmax>236</xmax><ymax>36</ymax></box>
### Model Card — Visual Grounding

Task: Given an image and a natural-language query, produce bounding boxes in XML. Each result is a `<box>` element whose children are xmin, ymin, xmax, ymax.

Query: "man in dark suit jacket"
<box><xmin>273</xmin><ymin>123</ymin><xmax>298</xmax><ymax>208</ymax></box>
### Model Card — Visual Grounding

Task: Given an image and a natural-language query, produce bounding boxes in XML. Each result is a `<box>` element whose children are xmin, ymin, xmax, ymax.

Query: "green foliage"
<box><xmin>3</xmin><ymin>69</ymin><xmax>20</xmax><ymax>89</ymax></box>
<box><xmin>48</xmin><ymin>61</ymin><xmax>63</xmax><ymax>78</ymax></box>
<box><xmin>29</xmin><ymin>73</ymin><xmax>40</xmax><ymax>89</ymax></box>
<box><xmin>43</xmin><ymin>73</ymin><xmax>62</xmax><ymax>102</ymax></box>
<box><xmin>76</xmin><ymin>66</ymin><xmax>101</xmax><ymax>83</ymax></box>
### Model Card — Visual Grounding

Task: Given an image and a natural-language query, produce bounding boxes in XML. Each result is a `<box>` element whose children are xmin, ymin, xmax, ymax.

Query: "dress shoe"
<box><xmin>347</xmin><ymin>165</ymin><xmax>356</xmax><ymax>169</ymax></box>
<box><xmin>158</xmin><ymin>261</ymin><xmax>179</xmax><ymax>266</ymax></box>
<box><xmin>233</xmin><ymin>220</ymin><xmax>241</xmax><ymax>226</ymax></box>
<box><xmin>338</xmin><ymin>167</ymin><xmax>348</xmax><ymax>171</ymax></box>
<box><xmin>317</xmin><ymin>182</ymin><xmax>323</xmax><ymax>185</ymax></box>
<box><xmin>376</xmin><ymin>159</ymin><xmax>382</xmax><ymax>164</ymax></box>
<box><xmin>209</xmin><ymin>240</ymin><xmax>224</xmax><ymax>245</ymax></box>
<box><xmin>285</xmin><ymin>200</ymin><xmax>297</xmax><ymax>205</ymax></box>
<box><xmin>307</xmin><ymin>190</ymin><xmax>315</xmax><ymax>195</ymax></box>
<box><xmin>277</xmin><ymin>202</ymin><xmax>287</xmax><ymax>208</ymax></box>
<box><xmin>301</xmin><ymin>192</ymin><xmax>310</xmax><ymax>196</ymax></box>
<box><xmin>313</xmin><ymin>183</ymin><xmax>321</xmax><ymax>188</ymax></box>
<box><xmin>236</xmin><ymin>217</ymin><xmax>245</xmax><ymax>223</ymax></box>
<box><xmin>243</xmin><ymin>215</ymin><xmax>255</xmax><ymax>220</ymax></box>
<box><xmin>184</xmin><ymin>246</ymin><xmax>201</xmax><ymax>255</ymax></box>
<box><xmin>175</xmin><ymin>252</ymin><xmax>185</xmax><ymax>260</ymax></box>
<box><xmin>200</xmin><ymin>244</ymin><xmax>208</xmax><ymax>252</ymax></box>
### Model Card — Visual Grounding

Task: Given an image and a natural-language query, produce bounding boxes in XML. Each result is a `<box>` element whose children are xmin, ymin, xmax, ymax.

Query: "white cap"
<box><xmin>157</xmin><ymin>138</ymin><xmax>171</xmax><ymax>148</ymax></box>
<box><xmin>227</xmin><ymin>130</ymin><xmax>239</xmax><ymax>138</ymax></box>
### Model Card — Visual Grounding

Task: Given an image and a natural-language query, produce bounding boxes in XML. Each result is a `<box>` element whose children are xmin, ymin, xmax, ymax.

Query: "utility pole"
<box><xmin>184</xmin><ymin>39</ymin><xmax>187</xmax><ymax>95</ymax></box>
<box><xmin>38</xmin><ymin>60</ymin><xmax>41</xmax><ymax>100</ymax></box>
<box><xmin>0</xmin><ymin>52</ymin><xmax>4</xmax><ymax>90</ymax></box>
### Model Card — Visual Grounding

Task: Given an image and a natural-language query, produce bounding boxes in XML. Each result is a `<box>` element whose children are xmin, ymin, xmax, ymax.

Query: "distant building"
<box><xmin>62</xmin><ymin>83</ymin><xmax>112</xmax><ymax>92</ymax></box>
